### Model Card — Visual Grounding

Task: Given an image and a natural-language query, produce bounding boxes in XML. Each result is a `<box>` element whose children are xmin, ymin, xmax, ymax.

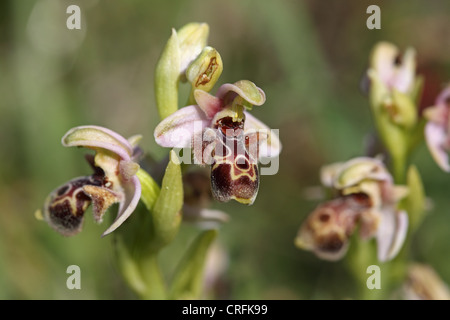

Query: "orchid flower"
<box><xmin>40</xmin><ymin>126</ymin><xmax>142</xmax><ymax>237</ymax></box>
<box><xmin>369</xmin><ymin>41</ymin><xmax>416</xmax><ymax>94</ymax></box>
<box><xmin>154</xmin><ymin>80</ymin><xmax>281</xmax><ymax>205</ymax></box>
<box><xmin>424</xmin><ymin>85</ymin><xmax>450</xmax><ymax>172</ymax></box>
<box><xmin>367</xmin><ymin>42</ymin><xmax>418</xmax><ymax>128</ymax></box>
<box><xmin>296</xmin><ymin>157</ymin><xmax>409</xmax><ymax>262</ymax></box>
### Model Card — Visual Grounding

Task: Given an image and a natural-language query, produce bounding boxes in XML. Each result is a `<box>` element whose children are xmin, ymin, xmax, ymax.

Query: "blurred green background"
<box><xmin>0</xmin><ymin>0</ymin><xmax>449</xmax><ymax>299</ymax></box>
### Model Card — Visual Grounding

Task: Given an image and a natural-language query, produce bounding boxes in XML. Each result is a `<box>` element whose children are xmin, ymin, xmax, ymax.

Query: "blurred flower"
<box><xmin>202</xmin><ymin>241</ymin><xmax>229</xmax><ymax>299</ymax></box>
<box><xmin>424</xmin><ymin>85</ymin><xmax>450</xmax><ymax>172</ymax></box>
<box><xmin>367</xmin><ymin>41</ymin><xmax>418</xmax><ymax>128</ymax></box>
<box><xmin>296</xmin><ymin>157</ymin><xmax>409</xmax><ymax>262</ymax></box>
<box><xmin>370</xmin><ymin>41</ymin><xmax>416</xmax><ymax>94</ymax></box>
<box><xmin>402</xmin><ymin>263</ymin><xmax>450</xmax><ymax>300</ymax></box>
<box><xmin>154</xmin><ymin>80</ymin><xmax>281</xmax><ymax>205</ymax></box>
<box><xmin>40</xmin><ymin>126</ymin><xmax>142</xmax><ymax>237</ymax></box>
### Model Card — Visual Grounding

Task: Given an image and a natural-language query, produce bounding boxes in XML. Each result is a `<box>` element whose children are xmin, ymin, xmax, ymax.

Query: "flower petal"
<box><xmin>376</xmin><ymin>209</ymin><xmax>408</xmax><ymax>262</ymax></box>
<box><xmin>177</xmin><ymin>22</ymin><xmax>209</xmax><ymax>77</ymax></box>
<box><xmin>62</xmin><ymin>125</ymin><xmax>133</xmax><ymax>161</ymax></box>
<box><xmin>183</xmin><ymin>205</ymin><xmax>229</xmax><ymax>229</ymax></box>
<box><xmin>216</xmin><ymin>80</ymin><xmax>266</xmax><ymax>106</ymax></box>
<box><xmin>334</xmin><ymin>157</ymin><xmax>391</xmax><ymax>189</ymax></box>
<box><xmin>194</xmin><ymin>89</ymin><xmax>224</xmax><ymax>118</ymax></box>
<box><xmin>82</xmin><ymin>185</ymin><xmax>121</xmax><ymax>223</ymax></box>
<box><xmin>425</xmin><ymin>122</ymin><xmax>450</xmax><ymax>172</ymax></box>
<box><xmin>394</xmin><ymin>47</ymin><xmax>416</xmax><ymax>93</ymax></box>
<box><xmin>320</xmin><ymin>162</ymin><xmax>344</xmax><ymax>188</ymax></box>
<box><xmin>154</xmin><ymin>105</ymin><xmax>210</xmax><ymax>148</ymax></box>
<box><xmin>244</xmin><ymin>111</ymin><xmax>281</xmax><ymax>159</ymax></box>
<box><xmin>119</xmin><ymin>160</ymin><xmax>140</xmax><ymax>181</ymax></box>
<box><xmin>101</xmin><ymin>175</ymin><xmax>141</xmax><ymax>237</ymax></box>
<box><xmin>371</xmin><ymin>42</ymin><xmax>398</xmax><ymax>88</ymax></box>
<box><xmin>436</xmin><ymin>85</ymin><xmax>450</xmax><ymax>107</ymax></box>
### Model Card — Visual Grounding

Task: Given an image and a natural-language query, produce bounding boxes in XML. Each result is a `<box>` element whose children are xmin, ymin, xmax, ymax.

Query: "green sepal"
<box><xmin>155</xmin><ymin>29</ymin><xmax>181</xmax><ymax>120</ymax></box>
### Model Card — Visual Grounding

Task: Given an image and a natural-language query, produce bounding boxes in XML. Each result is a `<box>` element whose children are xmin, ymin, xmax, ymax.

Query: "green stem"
<box><xmin>391</xmin><ymin>150</ymin><xmax>407</xmax><ymax>184</ymax></box>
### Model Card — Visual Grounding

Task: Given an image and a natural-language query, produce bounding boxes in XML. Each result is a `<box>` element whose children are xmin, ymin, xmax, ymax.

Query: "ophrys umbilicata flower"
<box><xmin>39</xmin><ymin>126</ymin><xmax>142</xmax><ymax>237</ymax></box>
<box><xmin>154</xmin><ymin>80</ymin><xmax>281</xmax><ymax>205</ymax></box>
<box><xmin>296</xmin><ymin>157</ymin><xmax>408</xmax><ymax>262</ymax></box>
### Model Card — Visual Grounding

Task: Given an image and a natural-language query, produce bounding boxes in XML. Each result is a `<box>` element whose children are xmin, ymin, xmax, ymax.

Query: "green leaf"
<box><xmin>155</xmin><ymin>29</ymin><xmax>181</xmax><ymax>120</ymax></box>
<box><xmin>114</xmin><ymin>233</ymin><xmax>147</xmax><ymax>296</ymax></box>
<box><xmin>169</xmin><ymin>229</ymin><xmax>218</xmax><ymax>299</ymax></box>
<box><xmin>404</xmin><ymin>165</ymin><xmax>426</xmax><ymax>231</ymax></box>
<box><xmin>151</xmin><ymin>150</ymin><xmax>183</xmax><ymax>251</ymax></box>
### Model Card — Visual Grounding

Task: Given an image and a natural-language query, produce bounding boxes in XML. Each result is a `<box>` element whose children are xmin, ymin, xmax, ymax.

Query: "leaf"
<box><xmin>169</xmin><ymin>229</ymin><xmax>218</xmax><ymax>299</ymax></box>
<box><xmin>151</xmin><ymin>150</ymin><xmax>184</xmax><ymax>251</ymax></box>
<box><xmin>114</xmin><ymin>233</ymin><xmax>147</xmax><ymax>296</ymax></box>
<box><xmin>404</xmin><ymin>165</ymin><xmax>426</xmax><ymax>231</ymax></box>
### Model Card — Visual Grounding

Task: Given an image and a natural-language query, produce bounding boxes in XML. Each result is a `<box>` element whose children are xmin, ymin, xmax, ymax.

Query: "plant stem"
<box><xmin>391</xmin><ymin>149</ymin><xmax>407</xmax><ymax>184</ymax></box>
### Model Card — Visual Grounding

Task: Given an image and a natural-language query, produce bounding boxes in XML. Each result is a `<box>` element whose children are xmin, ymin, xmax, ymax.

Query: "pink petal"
<box><xmin>154</xmin><ymin>105</ymin><xmax>211</xmax><ymax>148</ymax></box>
<box><xmin>244</xmin><ymin>111</ymin><xmax>281</xmax><ymax>159</ymax></box>
<box><xmin>393</xmin><ymin>48</ymin><xmax>415</xmax><ymax>93</ymax></box>
<box><xmin>425</xmin><ymin>122</ymin><xmax>450</xmax><ymax>172</ymax></box>
<box><xmin>387</xmin><ymin>210</ymin><xmax>408</xmax><ymax>260</ymax></box>
<box><xmin>376</xmin><ymin>208</ymin><xmax>408</xmax><ymax>262</ymax></box>
<box><xmin>62</xmin><ymin>125</ymin><xmax>133</xmax><ymax>161</ymax></box>
<box><xmin>435</xmin><ymin>85</ymin><xmax>450</xmax><ymax>107</ymax></box>
<box><xmin>194</xmin><ymin>89</ymin><xmax>223</xmax><ymax>118</ymax></box>
<box><xmin>101</xmin><ymin>175</ymin><xmax>141</xmax><ymax>237</ymax></box>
